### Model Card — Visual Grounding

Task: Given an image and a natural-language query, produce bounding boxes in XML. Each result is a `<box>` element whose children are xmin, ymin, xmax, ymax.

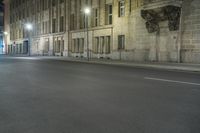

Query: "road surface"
<box><xmin>0</xmin><ymin>57</ymin><xmax>200</xmax><ymax>133</ymax></box>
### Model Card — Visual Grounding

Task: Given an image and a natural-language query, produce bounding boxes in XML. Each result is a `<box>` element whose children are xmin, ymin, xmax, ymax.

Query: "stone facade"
<box><xmin>4</xmin><ymin>0</ymin><xmax>200</xmax><ymax>63</ymax></box>
<box><xmin>0</xmin><ymin>2</ymin><xmax>4</xmax><ymax>54</ymax></box>
<box><xmin>181</xmin><ymin>0</ymin><xmax>200</xmax><ymax>63</ymax></box>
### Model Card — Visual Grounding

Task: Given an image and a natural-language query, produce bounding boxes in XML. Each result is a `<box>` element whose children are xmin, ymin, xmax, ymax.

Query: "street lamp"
<box><xmin>3</xmin><ymin>32</ymin><xmax>8</xmax><ymax>54</ymax></box>
<box><xmin>84</xmin><ymin>8</ymin><xmax>90</xmax><ymax>15</ymax></box>
<box><xmin>25</xmin><ymin>23</ymin><xmax>33</xmax><ymax>56</ymax></box>
<box><xmin>4</xmin><ymin>32</ymin><xmax>8</xmax><ymax>35</ymax></box>
<box><xmin>25</xmin><ymin>23</ymin><xmax>33</xmax><ymax>31</ymax></box>
<box><xmin>84</xmin><ymin>7</ymin><xmax>90</xmax><ymax>61</ymax></box>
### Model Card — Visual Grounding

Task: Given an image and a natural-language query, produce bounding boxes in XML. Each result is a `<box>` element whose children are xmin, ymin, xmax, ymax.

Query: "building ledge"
<box><xmin>143</xmin><ymin>0</ymin><xmax>182</xmax><ymax>10</ymax></box>
<box><xmin>70</xmin><ymin>25</ymin><xmax>113</xmax><ymax>33</ymax></box>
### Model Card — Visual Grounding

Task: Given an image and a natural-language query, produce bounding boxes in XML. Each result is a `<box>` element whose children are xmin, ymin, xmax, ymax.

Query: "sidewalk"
<box><xmin>2</xmin><ymin>55</ymin><xmax>200</xmax><ymax>73</ymax></box>
<box><xmin>37</xmin><ymin>56</ymin><xmax>200</xmax><ymax>73</ymax></box>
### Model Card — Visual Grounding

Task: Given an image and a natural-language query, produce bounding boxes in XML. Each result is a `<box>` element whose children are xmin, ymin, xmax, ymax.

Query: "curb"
<box><xmin>2</xmin><ymin>56</ymin><xmax>200</xmax><ymax>73</ymax></box>
<box><xmin>41</xmin><ymin>57</ymin><xmax>200</xmax><ymax>73</ymax></box>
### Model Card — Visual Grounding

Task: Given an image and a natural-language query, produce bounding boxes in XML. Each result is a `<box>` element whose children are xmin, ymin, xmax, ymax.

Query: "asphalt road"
<box><xmin>0</xmin><ymin>57</ymin><xmax>200</xmax><ymax>133</ymax></box>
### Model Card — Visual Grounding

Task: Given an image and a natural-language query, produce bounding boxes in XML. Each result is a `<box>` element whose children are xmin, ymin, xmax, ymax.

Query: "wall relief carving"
<box><xmin>141</xmin><ymin>5</ymin><xmax>181</xmax><ymax>33</ymax></box>
<box><xmin>164</xmin><ymin>6</ymin><xmax>181</xmax><ymax>31</ymax></box>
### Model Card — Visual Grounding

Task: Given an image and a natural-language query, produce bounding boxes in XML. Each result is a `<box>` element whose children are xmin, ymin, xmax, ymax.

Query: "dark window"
<box><xmin>52</xmin><ymin>0</ymin><xmax>56</xmax><ymax>6</ymax></box>
<box><xmin>60</xmin><ymin>0</ymin><xmax>64</xmax><ymax>4</ymax></box>
<box><xmin>60</xmin><ymin>16</ymin><xmax>64</xmax><ymax>32</ymax></box>
<box><xmin>108</xmin><ymin>5</ymin><xmax>112</xmax><ymax>24</ymax></box>
<box><xmin>118</xmin><ymin>35</ymin><xmax>125</xmax><ymax>50</ymax></box>
<box><xmin>70</xmin><ymin>14</ymin><xmax>75</xmax><ymax>30</ymax></box>
<box><xmin>52</xmin><ymin>19</ymin><xmax>56</xmax><ymax>33</ymax></box>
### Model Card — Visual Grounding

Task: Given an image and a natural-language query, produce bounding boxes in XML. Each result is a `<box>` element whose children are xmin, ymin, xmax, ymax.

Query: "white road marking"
<box><xmin>144</xmin><ymin>77</ymin><xmax>200</xmax><ymax>86</ymax></box>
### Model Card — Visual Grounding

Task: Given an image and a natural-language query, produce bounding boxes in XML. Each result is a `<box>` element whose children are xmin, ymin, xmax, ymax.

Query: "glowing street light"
<box><xmin>25</xmin><ymin>23</ymin><xmax>33</xmax><ymax>31</ymax></box>
<box><xmin>84</xmin><ymin>8</ymin><xmax>91</xmax><ymax>15</ymax></box>
<box><xmin>4</xmin><ymin>32</ymin><xmax>8</xmax><ymax>35</ymax></box>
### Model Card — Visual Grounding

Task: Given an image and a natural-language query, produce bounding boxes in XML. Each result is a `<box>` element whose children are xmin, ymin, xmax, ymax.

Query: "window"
<box><xmin>46</xmin><ymin>21</ymin><xmax>49</xmax><ymax>34</ymax></box>
<box><xmin>60</xmin><ymin>16</ymin><xmax>64</xmax><ymax>32</ymax></box>
<box><xmin>72</xmin><ymin>38</ymin><xmax>84</xmax><ymax>53</ymax></box>
<box><xmin>70</xmin><ymin>14</ymin><xmax>75</xmax><ymax>30</ymax></box>
<box><xmin>106</xmin><ymin>4</ymin><xmax>113</xmax><ymax>25</ymax></box>
<box><xmin>86</xmin><ymin>0</ymin><xmax>88</xmax><ymax>5</ymax></box>
<box><xmin>44</xmin><ymin>39</ymin><xmax>49</xmax><ymax>53</ymax></box>
<box><xmin>53</xmin><ymin>39</ymin><xmax>58</xmax><ymax>53</ymax></box>
<box><xmin>94</xmin><ymin>37</ymin><xmax>99</xmax><ymax>54</ymax></box>
<box><xmin>52</xmin><ymin>19</ymin><xmax>56</xmax><ymax>33</ymax></box>
<box><xmin>93</xmin><ymin>8</ymin><xmax>99</xmax><ymax>27</ymax></box>
<box><xmin>100</xmin><ymin>37</ymin><xmax>104</xmax><ymax>54</ymax></box>
<box><xmin>37</xmin><ymin>23</ymin><xmax>41</xmax><ymax>35</ymax></box>
<box><xmin>75</xmin><ymin>39</ymin><xmax>79</xmax><ymax>53</ymax></box>
<box><xmin>93</xmin><ymin>36</ymin><xmax>111</xmax><ymax>54</ymax></box>
<box><xmin>42</xmin><ymin>0</ymin><xmax>45</xmax><ymax>10</ymax></box>
<box><xmin>16</xmin><ymin>44</ymin><xmax>19</xmax><ymax>54</ymax></box>
<box><xmin>42</xmin><ymin>22</ymin><xmax>45</xmax><ymax>34</ymax></box>
<box><xmin>118</xmin><ymin>35</ymin><xmax>125</xmax><ymax>50</ymax></box>
<box><xmin>57</xmin><ymin>39</ymin><xmax>61</xmax><ymax>53</ymax></box>
<box><xmin>105</xmin><ymin>36</ymin><xmax>111</xmax><ymax>54</ymax></box>
<box><xmin>20</xmin><ymin>44</ymin><xmax>22</xmax><ymax>54</ymax></box>
<box><xmin>52</xmin><ymin>0</ymin><xmax>56</xmax><ymax>6</ymax></box>
<box><xmin>37</xmin><ymin>1</ymin><xmax>40</xmax><ymax>12</ymax></box>
<box><xmin>119</xmin><ymin>0</ymin><xmax>125</xmax><ymax>17</ymax></box>
<box><xmin>60</xmin><ymin>0</ymin><xmax>64</xmax><ymax>4</ymax></box>
<box><xmin>80</xmin><ymin>13</ymin><xmax>85</xmax><ymax>29</ymax></box>
<box><xmin>79</xmin><ymin>38</ymin><xmax>84</xmax><ymax>53</ymax></box>
<box><xmin>72</xmin><ymin>39</ymin><xmax>76</xmax><ymax>53</ymax></box>
<box><xmin>108</xmin><ymin>5</ymin><xmax>113</xmax><ymax>24</ymax></box>
<box><xmin>61</xmin><ymin>38</ymin><xmax>64</xmax><ymax>52</ymax></box>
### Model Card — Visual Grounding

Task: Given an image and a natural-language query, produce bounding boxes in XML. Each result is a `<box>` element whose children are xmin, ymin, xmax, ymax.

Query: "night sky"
<box><xmin>0</xmin><ymin>1</ymin><xmax>3</xmax><ymax>27</ymax></box>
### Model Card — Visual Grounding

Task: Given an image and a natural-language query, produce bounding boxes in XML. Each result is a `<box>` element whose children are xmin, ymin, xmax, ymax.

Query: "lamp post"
<box><xmin>0</xmin><ymin>33</ymin><xmax>3</xmax><ymax>54</ymax></box>
<box><xmin>25</xmin><ymin>23</ymin><xmax>33</xmax><ymax>56</ymax></box>
<box><xmin>84</xmin><ymin>8</ymin><xmax>90</xmax><ymax>61</ymax></box>
<box><xmin>3</xmin><ymin>32</ymin><xmax>8</xmax><ymax>54</ymax></box>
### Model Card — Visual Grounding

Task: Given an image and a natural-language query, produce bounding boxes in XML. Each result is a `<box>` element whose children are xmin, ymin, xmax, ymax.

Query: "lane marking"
<box><xmin>144</xmin><ymin>77</ymin><xmax>200</xmax><ymax>86</ymax></box>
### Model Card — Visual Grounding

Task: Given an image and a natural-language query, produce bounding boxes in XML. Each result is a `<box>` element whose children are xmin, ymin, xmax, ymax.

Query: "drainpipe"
<box><xmin>178</xmin><ymin>1</ymin><xmax>184</xmax><ymax>63</ymax></box>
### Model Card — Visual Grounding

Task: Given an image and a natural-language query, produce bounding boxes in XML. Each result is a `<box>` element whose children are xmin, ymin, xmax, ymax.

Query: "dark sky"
<box><xmin>0</xmin><ymin>1</ymin><xmax>3</xmax><ymax>27</ymax></box>
<box><xmin>0</xmin><ymin>1</ymin><xmax>3</xmax><ymax>12</ymax></box>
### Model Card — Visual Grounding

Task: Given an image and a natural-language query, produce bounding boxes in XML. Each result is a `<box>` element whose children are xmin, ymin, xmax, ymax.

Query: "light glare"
<box><xmin>25</xmin><ymin>23</ymin><xmax>33</xmax><ymax>30</ymax></box>
<box><xmin>4</xmin><ymin>32</ymin><xmax>8</xmax><ymax>35</ymax></box>
<box><xmin>84</xmin><ymin>8</ymin><xmax>90</xmax><ymax>15</ymax></box>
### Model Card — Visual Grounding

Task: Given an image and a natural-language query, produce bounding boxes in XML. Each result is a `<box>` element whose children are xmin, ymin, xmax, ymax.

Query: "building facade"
<box><xmin>0</xmin><ymin>2</ymin><xmax>4</xmax><ymax>54</ymax></box>
<box><xmin>4</xmin><ymin>0</ymin><xmax>200</xmax><ymax>63</ymax></box>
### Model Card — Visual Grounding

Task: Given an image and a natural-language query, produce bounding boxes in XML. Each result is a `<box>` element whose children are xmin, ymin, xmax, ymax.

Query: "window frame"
<box><xmin>118</xmin><ymin>35</ymin><xmax>125</xmax><ymax>50</ymax></box>
<box><xmin>119</xmin><ymin>0</ymin><xmax>125</xmax><ymax>17</ymax></box>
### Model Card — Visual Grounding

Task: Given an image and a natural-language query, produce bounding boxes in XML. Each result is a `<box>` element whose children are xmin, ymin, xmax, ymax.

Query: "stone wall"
<box><xmin>181</xmin><ymin>0</ymin><xmax>200</xmax><ymax>63</ymax></box>
<box><xmin>127</xmin><ymin>0</ymin><xmax>182</xmax><ymax>62</ymax></box>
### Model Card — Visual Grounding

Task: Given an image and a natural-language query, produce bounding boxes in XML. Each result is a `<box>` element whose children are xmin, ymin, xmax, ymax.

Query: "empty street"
<box><xmin>0</xmin><ymin>57</ymin><xmax>200</xmax><ymax>133</ymax></box>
